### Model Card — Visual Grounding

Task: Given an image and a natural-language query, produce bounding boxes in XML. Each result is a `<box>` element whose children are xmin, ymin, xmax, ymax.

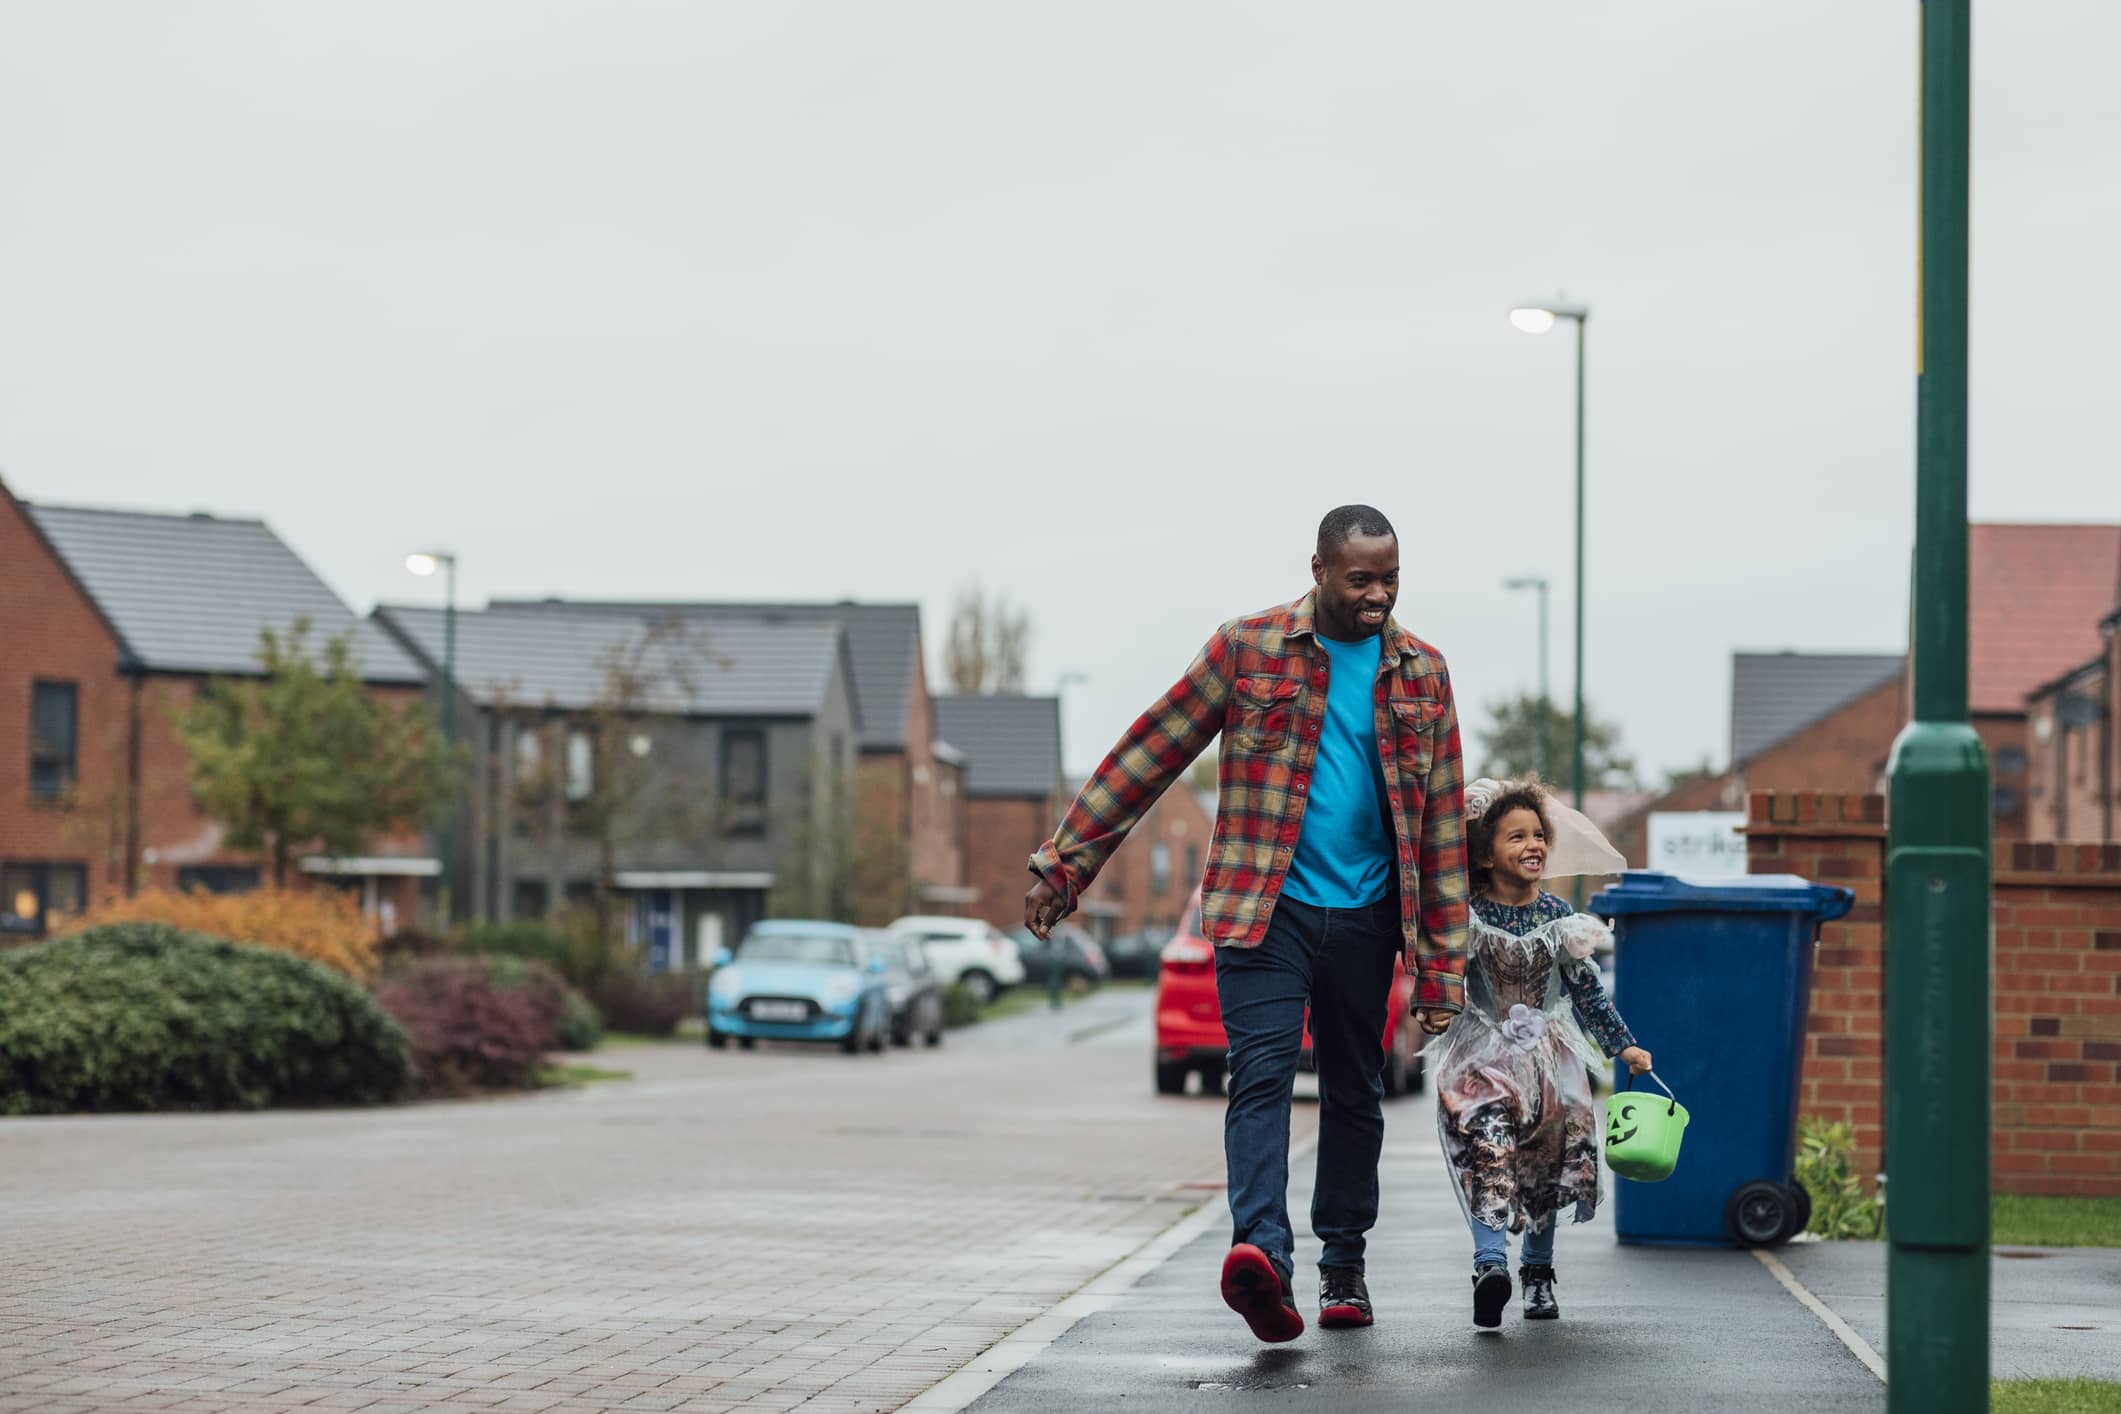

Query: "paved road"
<box><xmin>0</xmin><ymin>987</ymin><xmax>1292</xmax><ymax>1414</ymax></box>
<box><xmin>968</xmin><ymin>1124</ymin><xmax>1889</xmax><ymax>1414</ymax></box>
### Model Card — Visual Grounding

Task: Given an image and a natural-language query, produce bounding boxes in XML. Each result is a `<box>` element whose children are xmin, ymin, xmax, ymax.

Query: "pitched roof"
<box><xmin>375</xmin><ymin>605</ymin><xmax>844</xmax><ymax>716</ymax></box>
<box><xmin>1730</xmin><ymin>652</ymin><xmax>1905</xmax><ymax>766</ymax></box>
<box><xmin>488</xmin><ymin>599</ymin><xmax>920</xmax><ymax>750</ymax></box>
<box><xmin>933</xmin><ymin>695</ymin><xmax>1063</xmax><ymax>798</ymax></box>
<box><xmin>1968</xmin><ymin>523</ymin><xmax>2121</xmax><ymax>715</ymax></box>
<box><xmin>23</xmin><ymin>502</ymin><xmax>424</xmax><ymax>682</ymax></box>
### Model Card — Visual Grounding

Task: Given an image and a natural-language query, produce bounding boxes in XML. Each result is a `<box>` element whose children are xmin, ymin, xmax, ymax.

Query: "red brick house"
<box><xmin>0</xmin><ymin>479</ymin><xmax>433</xmax><ymax>937</ymax></box>
<box><xmin>931</xmin><ymin>695</ymin><xmax>1063</xmax><ymax>928</ymax></box>
<box><xmin>1072</xmin><ymin>782</ymin><xmax>1214</xmax><ymax>942</ymax></box>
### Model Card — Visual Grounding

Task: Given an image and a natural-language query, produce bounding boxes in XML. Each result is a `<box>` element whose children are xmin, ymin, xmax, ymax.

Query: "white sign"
<box><xmin>1646</xmin><ymin>811</ymin><xmax>1748</xmax><ymax>877</ymax></box>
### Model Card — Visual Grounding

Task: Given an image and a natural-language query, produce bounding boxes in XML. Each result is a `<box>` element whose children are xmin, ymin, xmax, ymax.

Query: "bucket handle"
<box><xmin>1621</xmin><ymin>1068</ymin><xmax>1678</xmax><ymax>1115</ymax></box>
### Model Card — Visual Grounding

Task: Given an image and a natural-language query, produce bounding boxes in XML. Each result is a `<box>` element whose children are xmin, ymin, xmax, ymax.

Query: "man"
<box><xmin>1024</xmin><ymin>504</ymin><xmax>1468</xmax><ymax>1344</ymax></box>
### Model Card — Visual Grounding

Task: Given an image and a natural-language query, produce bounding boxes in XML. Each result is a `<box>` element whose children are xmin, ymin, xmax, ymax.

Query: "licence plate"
<box><xmin>749</xmin><ymin>1000</ymin><xmax>809</xmax><ymax>1022</ymax></box>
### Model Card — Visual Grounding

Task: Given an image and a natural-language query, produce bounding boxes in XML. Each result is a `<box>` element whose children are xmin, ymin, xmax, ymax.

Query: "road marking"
<box><xmin>1751</xmin><ymin>1248</ymin><xmax>1886</xmax><ymax>1383</ymax></box>
<box><xmin>902</xmin><ymin>1132</ymin><xmax>1323</xmax><ymax>1413</ymax></box>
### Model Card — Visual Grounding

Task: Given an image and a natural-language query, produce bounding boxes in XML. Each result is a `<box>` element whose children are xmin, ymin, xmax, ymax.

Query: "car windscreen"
<box><xmin>736</xmin><ymin>934</ymin><xmax>856</xmax><ymax>967</ymax></box>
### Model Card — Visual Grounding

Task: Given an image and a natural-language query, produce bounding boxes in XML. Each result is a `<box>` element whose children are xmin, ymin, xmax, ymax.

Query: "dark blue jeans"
<box><xmin>1214</xmin><ymin>891</ymin><xmax>1399</xmax><ymax>1277</ymax></box>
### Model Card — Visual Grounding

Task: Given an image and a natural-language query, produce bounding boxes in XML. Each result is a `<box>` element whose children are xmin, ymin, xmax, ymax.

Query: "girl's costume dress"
<box><xmin>1429</xmin><ymin>891</ymin><xmax>1637</xmax><ymax>1238</ymax></box>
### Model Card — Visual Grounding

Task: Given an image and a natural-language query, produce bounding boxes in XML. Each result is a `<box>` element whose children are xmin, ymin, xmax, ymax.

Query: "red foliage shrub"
<box><xmin>373</xmin><ymin>957</ymin><xmax>563</xmax><ymax>1095</ymax></box>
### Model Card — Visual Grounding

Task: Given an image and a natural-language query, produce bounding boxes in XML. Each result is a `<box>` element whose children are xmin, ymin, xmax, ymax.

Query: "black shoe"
<box><xmin>1318</xmin><ymin>1266</ymin><xmax>1373</xmax><ymax>1329</ymax></box>
<box><xmin>1472</xmin><ymin>1264</ymin><xmax>1511</xmax><ymax>1330</ymax></box>
<box><xmin>1221</xmin><ymin>1244</ymin><xmax>1305</xmax><ymax>1344</ymax></box>
<box><xmin>1520</xmin><ymin>1264</ymin><xmax>1559</xmax><ymax>1320</ymax></box>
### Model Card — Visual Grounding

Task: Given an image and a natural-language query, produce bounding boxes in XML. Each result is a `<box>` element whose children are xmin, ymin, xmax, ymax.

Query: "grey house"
<box><xmin>374</xmin><ymin>603</ymin><xmax>860</xmax><ymax>969</ymax></box>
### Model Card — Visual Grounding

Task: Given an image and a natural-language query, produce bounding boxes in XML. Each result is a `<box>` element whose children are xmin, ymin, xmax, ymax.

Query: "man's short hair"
<box><xmin>1317</xmin><ymin>504</ymin><xmax>1397</xmax><ymax>558</ymax></box>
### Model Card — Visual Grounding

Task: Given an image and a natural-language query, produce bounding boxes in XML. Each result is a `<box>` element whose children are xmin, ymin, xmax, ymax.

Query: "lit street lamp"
<box><xmin>1508</xmin><ymin>297</ymin><xmax>1589</xmax><ymax>813</ymax></box>
<box><xmin>1503</xmin><ymin>576</ymin><xmax>1552</xmax><ymax>783</ymax></box>
<box><xmin>406</xmin><ymin>550</ymin><xmax>459</xmax><ymax>924</ymax></box>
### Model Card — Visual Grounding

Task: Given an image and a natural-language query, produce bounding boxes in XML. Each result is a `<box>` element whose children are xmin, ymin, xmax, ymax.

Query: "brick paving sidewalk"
<box><xmin>0</xmin><ymin>992</ymin><xmax>1298</xmax><ymax>1412</ymax></box>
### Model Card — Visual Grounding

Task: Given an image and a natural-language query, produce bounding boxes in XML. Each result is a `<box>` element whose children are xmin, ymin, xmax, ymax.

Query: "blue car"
<box><xmin>706</xmin><ymin>921</ymin><xmax>893</xmax><ymax>1054</ymax></box>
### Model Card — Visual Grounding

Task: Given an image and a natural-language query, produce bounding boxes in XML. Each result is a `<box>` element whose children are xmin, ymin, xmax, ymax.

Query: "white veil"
<box><xmin>1464</xmin><ymin>777</ymin><xmax>1626</xmax><ymax>880</ymax></box>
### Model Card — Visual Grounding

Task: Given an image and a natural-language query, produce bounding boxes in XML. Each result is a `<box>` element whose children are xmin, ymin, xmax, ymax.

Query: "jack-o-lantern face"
<box><xmin>1608</xmin><ymin>1102</ymin><xmax>1639</xmax><ymax>1148</ymax></box>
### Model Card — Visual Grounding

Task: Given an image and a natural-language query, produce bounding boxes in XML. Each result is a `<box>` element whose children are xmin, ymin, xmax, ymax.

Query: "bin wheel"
<box><xmin>1786</xmin><ymin>1181</ymin><xmax>1813</xmax><ymax>1238</ymax></box>
<box><xmin>1725</xmin><ymin>1181</ymin><xmax>1796</xmax><ymax>1248</ymax></box>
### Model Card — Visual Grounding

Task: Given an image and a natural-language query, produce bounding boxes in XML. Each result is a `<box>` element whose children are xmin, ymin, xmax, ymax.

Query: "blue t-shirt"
<box><xmin>1281</xmin><ymin>632</ymin><xmax>1393</xmax><ymax>909</ymax></box>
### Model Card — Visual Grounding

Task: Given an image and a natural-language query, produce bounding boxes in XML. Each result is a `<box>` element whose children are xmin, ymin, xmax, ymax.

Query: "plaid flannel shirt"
<box><xmin>1029</xmin><ymin>592</ymin><xmax>1470</xmax><ymax>1012</ymax></box>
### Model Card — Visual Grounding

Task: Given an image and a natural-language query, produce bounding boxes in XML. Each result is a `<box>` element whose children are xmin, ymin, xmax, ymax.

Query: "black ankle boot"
<box><xmin>1519</xmin><ymin>1263</ymin><xmax>1559</xmax><ymax>1320</ymax></box>
<box><xmin>1471</xmin><ymin>1263</ymin><xmax>1511</xmax><ymax>1329</ymax></box>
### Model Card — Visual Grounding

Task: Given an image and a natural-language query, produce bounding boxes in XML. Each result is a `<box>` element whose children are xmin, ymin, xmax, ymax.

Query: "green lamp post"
<box><xmin>406</xmin><ymin>550</ymin><xmax>459</xmax><ymax>926</ymax></box>
<box><xmin>1886</xmin><ymin>2</ymin><xmax>1990</xmax><ymax>1407</ymax></box>
<box><xmin>1508</xmin><ymin>299</ymin><xmax>1589</xmax><ymax>811</ymax></box>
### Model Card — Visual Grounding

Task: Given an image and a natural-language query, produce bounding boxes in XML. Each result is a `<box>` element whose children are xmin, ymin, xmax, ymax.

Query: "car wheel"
<box><xmin>738</xmin><ymin>1036</ymin><xmax>756</xmax><ymax>1051</ymax></box>
<box><xmin>867</xmin><ymin>1010</ymin><xmax>887</xmax><ymax>1053</ymax></box>
<box><xmin>1199</xmin><ymin>1064</ymin><xmax>1226</xmax><ymax>1097</ymax></box>
<box><xmin>840</xmin><ymin>1020</ymin><xmax>863</xmax><ymax>1054</ymax></box>
<box><xmin>925</xmin><ymin>1026</ymin><xmax>944</xmax><ymax>1047</ymax></box>
<box><xmin>706</xmin><ymin>1029</ymin><xmax>728</xmax><ymax>1050</ymax></box>
<box><xmin>960</xmin><ymin>970</ymin><xmax>997</xmax><ymax>1005</ymax></box>
<box><xmin>1155</xmin><ymin>1057</ymin><xmax>1189</xmax><ymax>1095</ymax></box>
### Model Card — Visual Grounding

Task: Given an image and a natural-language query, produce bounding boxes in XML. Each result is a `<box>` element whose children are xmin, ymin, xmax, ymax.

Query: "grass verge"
<box><xmin>1992</xmin><ymin>1379</ymin><xmax>2121</xmax><ymax>1413</ymax></box>
<box><xmin>537</xmin><ymin>1063</ymin><xmax>634</xmax><ymax>1087</ymax></box>
<box><xmin>1992</xmin><ymin>1195</ymin><xmax>2121</xmax><ymax>1249</ymax></box>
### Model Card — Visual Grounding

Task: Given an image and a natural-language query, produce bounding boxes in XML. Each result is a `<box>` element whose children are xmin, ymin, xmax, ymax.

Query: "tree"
<box><xmin>944</xmin><ymin>583</ymin><xmax>1032</xmax><ymax>694</ymax></box>
<box><xmin>1475</xmin><ymin>692</ymin><xmax>1640</xmax><ymax>793</ymax></box>
<box><xmin>177</xmin><ymin>621</ymin><xmax>459</xmax><ymax>886</ymax></box>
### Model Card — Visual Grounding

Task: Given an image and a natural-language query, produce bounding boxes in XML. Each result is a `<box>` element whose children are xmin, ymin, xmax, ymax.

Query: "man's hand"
<box><xmin>1415</xmin><ymin>1007</ymin><xmax>1456</xmax><ymax>1036</ymax></box>
<box><xmin>1024</xmin><ymin>878</ymin><xmax>1066</xmax><ymax>940</ymax></box>
<box><xmin>1619</xmin><ymin>1045</ymin><xmax>1654</xmax><ymax>1075</ymax></box>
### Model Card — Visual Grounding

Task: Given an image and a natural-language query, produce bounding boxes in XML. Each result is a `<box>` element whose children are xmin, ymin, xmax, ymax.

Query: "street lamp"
<box><xmin>1509</xmin><ymin>297</ymin><xmax>1589</xmax><ymax>814</ymax></box>
<box><xmin>1503</xmin><ymin>576</ymin><xmax>1552</xmax><ymax>783</ymax></box>
<box><xmin>406</xmin><ymin>550</ymin><xmax>459</xmax><ymax>924</ymax></box>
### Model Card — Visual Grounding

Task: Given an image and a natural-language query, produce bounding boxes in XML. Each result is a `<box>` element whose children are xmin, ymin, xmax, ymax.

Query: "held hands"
<box><xmin>1619</xmin><ymin>1046</ymin><xmax>1654</xmax><ymax>1075</ymax></box>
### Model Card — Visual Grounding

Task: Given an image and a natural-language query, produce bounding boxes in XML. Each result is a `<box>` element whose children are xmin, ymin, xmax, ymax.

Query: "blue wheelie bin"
<box><xmin>1588</xmin><ymin>871</ymin><xmax>1855</xmax><ymax>1248</ymax></box>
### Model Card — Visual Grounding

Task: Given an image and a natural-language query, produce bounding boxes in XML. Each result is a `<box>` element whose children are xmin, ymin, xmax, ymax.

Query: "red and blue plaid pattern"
<box><xmin>1030</xmin><ymin>592</ymin><xmax>1469</xmax><ymax>1012</ymax></box>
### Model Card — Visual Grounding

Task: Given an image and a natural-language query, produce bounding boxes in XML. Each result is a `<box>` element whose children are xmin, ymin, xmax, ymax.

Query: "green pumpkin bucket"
<box><xmin>1605</xmin><ymin>1071</ymin><xmax>1688</xmax><ymax>1183</ymax></box>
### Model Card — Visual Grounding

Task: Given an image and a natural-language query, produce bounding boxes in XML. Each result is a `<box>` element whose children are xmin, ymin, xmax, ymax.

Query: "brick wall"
<box><xmin>962</xmin><ymin>795</ymin><xmax>1057</xmax><ymax>929</ymax></box>
<box><xmin>1746</xmin><ymin>791</ymin><xmax>2121</xmax><ymax>1196</ymax></box>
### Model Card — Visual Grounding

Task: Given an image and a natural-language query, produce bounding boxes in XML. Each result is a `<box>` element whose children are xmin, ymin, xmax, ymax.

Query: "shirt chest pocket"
<box><xmin>1390</xmin><ymin>698</ymin><xmax>1443</xmax><ymax>778</ymax></box>
<box><xmin>1232</xmin><ymin>676</ymin><xmax>1305</xmax><ymax>754</ymax></box>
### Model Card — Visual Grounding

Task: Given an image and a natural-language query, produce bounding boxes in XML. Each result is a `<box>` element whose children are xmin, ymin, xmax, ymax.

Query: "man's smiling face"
<box><xmin>1310</xmin><ymin>530</ymin><xmax>1398</xmax><ymax>641</ymax></box>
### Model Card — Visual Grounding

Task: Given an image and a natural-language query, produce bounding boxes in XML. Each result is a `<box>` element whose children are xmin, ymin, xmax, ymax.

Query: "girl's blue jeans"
<box><xmin>1470</xmin><ymin>1214</ymin><xmax>1556</xmax><ymax>1269</ymax></box>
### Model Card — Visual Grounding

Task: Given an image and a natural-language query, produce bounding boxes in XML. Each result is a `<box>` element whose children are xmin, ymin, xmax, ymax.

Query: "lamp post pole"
<box><xmin>1886</xmin><ymin>2</ymin><xmax>1988</xmax><ymax>1407</ymax></box>
<box><xmin>1504</xmin><ymin>576</ymin><xmax>1552</xmax><ymax>782</ymax></box>
<box><xmin>1508</xmin><ymin>299</ymin><xmax>1589</xmax><ymax>808</ymax></box>
<box><xmin>407</xmin><ymin>551</ymin><xmax>460</xmax><ymax>926</ymax></box>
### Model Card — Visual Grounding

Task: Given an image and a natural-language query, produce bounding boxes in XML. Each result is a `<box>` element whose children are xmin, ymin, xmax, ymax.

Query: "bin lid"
<box><xmin>1589</xmin><ymin>871</ymin><xmax>1855</xmax><ymax>921</ymax></box>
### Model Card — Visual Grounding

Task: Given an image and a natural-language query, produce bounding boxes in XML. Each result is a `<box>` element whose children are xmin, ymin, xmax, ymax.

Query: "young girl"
<box><xmin>1428</xmin><ymin>777</ymin><xmax>1654</xmax><ymax>1329</ymax></box>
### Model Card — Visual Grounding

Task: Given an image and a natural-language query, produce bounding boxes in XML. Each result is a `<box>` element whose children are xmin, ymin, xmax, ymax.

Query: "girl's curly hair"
<box><xmin>1467</xmin><ymin>779</ymin><xmax>1554</xmax><ymax>895</ymax></box>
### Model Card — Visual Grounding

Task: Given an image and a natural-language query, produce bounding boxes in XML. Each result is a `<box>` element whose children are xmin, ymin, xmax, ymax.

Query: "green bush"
<box><xmin>459</xmin><ymin>921</ymin><xmax>572</xmax><ymax>972</ymax></box>
<box><xmin>942</xmin><ymin>982</ymin><xmax>983</xmax><ymax>1029</ymax></box>
<box><xmin>1796</xmin><ymin>1117</ymin><xmax>1885</xmax><ymax>1240</ymax></box>
<box><xmin>555</xmin><ymin>988</ymin><xmax>604</xmax><ymax>1051</ymax></box>
<box><xmin>0</xmin><ymin>923</ymin><xmax>414</xmax><ymax>1114</ymax></box>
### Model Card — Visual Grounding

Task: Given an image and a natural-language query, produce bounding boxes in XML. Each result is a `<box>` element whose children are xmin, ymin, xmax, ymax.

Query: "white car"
<box><xmin>888</xmin><ymin>915</ymin><xmax>1025</xmax><ymax>1004</ymax></box>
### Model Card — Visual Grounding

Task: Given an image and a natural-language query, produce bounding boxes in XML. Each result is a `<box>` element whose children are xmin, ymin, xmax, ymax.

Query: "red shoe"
<box><xmin>1318</xmin><ymin>1266</ymin><xmax>1374</xmax><ymax>1329</ymax></box>
<box><xmin>1221</xmin><ymin>1244</ymin><xmax>1305</xmax><ymax>1344</ymax></box>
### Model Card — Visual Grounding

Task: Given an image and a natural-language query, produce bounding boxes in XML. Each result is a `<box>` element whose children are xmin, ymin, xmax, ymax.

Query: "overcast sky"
<box><xmin>4</xmin><ymin>3</ymin><xmax>2116</xmax><ymax>781</ymax></box>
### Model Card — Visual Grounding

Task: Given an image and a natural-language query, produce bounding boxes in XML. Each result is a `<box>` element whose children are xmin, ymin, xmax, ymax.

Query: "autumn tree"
<box><xmin>944</xmin><ymin>583</ymin><xmax>1032</xmax><ymax>694</ymax></box>
<box><xmin>177</xmin><ymin>622</ymin><xmax>459</xmax><ymax>886</ymax></box>
<box><xmin>1475</xmin><ymin>692</ymin><xmax>1640</xmax><ymax>793</ymax></box>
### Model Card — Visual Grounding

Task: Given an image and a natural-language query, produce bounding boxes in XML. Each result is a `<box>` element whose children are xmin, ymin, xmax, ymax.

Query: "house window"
<box><xmin>176</xmin><ymin>866</ymin><xmax>260</xmax><ymax>895</ymax></box>
<box><xmin>29</xmin><ymin>681</ymin><xmax>78</xmax><ymax>801</ymax></box>
<box><xmin>1</xmin><ymin>861</ymin><xmax>87</xmax><ymax>937</ymax></box>
<box><xmin>513</xmin><ymin>879</ymin><xmax>550</xmax><ymax>919</ymax></box>
<box><xmin>722</xmin><ymin>729</ymin><xmax>768</xmax><ymax>837</ymax></box>
<box><xmin>1150</xmin><ymin>842</ymin><xmax>1172</xmax><ymax>895</ymax></box>
<box><xmin>565</xmin><ymin>730</ymin><xmax>594</xmax><ymax>802</ymax></box>
<box><xmin>1185</xmin><ymin>845</ymin><xmax>1202</xmax><ymax>887</ymax></box>
<box><xmin>1994</xmin><ymin>746</ymin><xmax>2028</xmax><ymax>777</ymax></box>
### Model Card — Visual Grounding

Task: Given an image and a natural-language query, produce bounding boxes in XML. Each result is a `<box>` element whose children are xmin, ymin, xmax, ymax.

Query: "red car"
<box><xmin>1154</xmin><ymin>889</ymin><xmax>1424</xmax><ymax>1097</ymax></box>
